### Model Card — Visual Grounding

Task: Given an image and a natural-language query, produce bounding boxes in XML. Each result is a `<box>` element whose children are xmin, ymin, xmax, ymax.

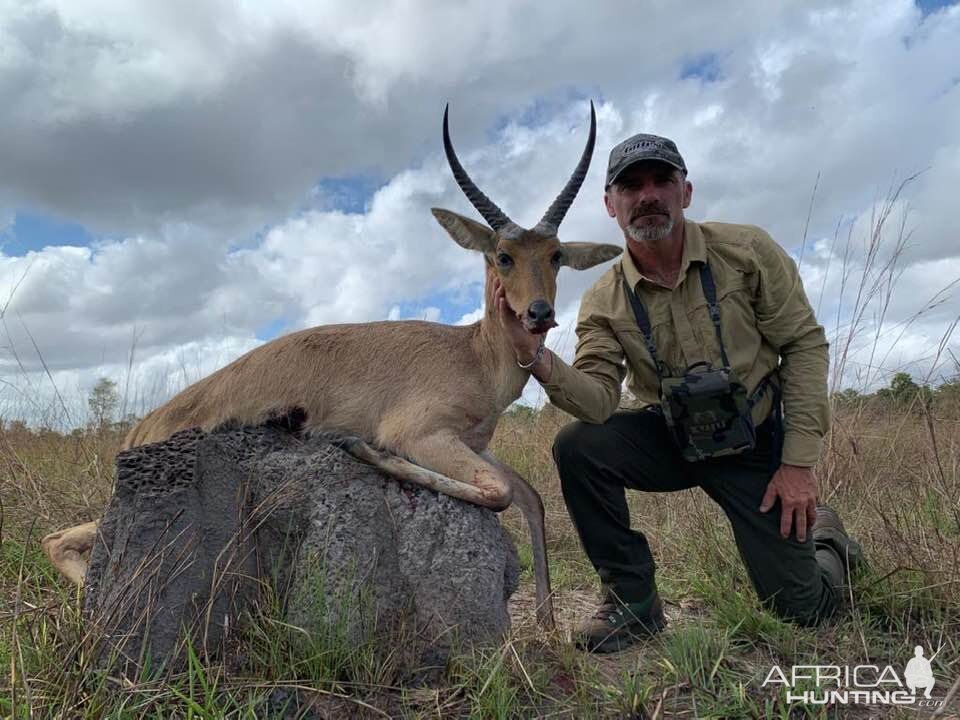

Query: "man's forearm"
<box><xmin>752</xmin><ymin>232</ymin><xmax>831</xmax><ymax>467</ymax></box>
<box><xmin>778</xmin><ymin>330</ymin><xmax>830</xmax><ymax>467</ymax></box>
<box><xmin>533</xmin><ymin>350</ymin><xmax>622</xmax><ymax>424</ymax></box>
<box><xmin>525</xmin><ymin>346</ymin><xmax>553</xmax><ymax>383</ymax></box>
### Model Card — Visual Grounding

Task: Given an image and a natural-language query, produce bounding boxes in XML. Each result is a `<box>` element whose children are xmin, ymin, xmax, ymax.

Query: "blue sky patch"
<box><xmin>224</xmin><ymin>175</ymin><xmax>383</xmax><ymax>253</ymax></box>
<box><xmin>681</xmin><ymin>52</ymin><xmax>722</xmax><ymax>83</ymax></box>
<box><xmin>255</xmin><ymin>316</ymin><xmax>289</xmax><ymax>342</ymax></box>
<box><xmin>311</xmin><ymin>175</ymin><xmax>384</xmax><ymax>215</ymax></box>
<box><xmin>1</xmin><ymin>211</ymin><xmax>95</xmax><ymax>256</ymax></box>
<box><xmin>488</xmin><ymin>88</ymin><xmax>602</xmax><ymax>141</ymax></box>
<box><xmin>393</xmin><ymin>282</ymin><xmax>483</xmax><ymax>324</ymax></box>
<box><xmin>916</xmin><ymin>0</ymin><xmax>956</xmax><ymax>16</ymax></box>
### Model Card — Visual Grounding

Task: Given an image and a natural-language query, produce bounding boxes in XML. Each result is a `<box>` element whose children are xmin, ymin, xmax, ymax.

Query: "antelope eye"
<box><xmin>496</xmin><ymin>252</ymin><xmax>513</xmax><ymax>267</ymax></box>
<box><xmin>551</xmin><ymin>251</ymin><xmax>563</xmax><ymax>265</ymax></box>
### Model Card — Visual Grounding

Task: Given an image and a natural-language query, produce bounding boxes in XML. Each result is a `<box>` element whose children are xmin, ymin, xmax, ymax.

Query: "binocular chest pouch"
<box><xmin>659</xmin><ymin>364</ymin><xmax>756</xmax><ymax>462</ymax></box>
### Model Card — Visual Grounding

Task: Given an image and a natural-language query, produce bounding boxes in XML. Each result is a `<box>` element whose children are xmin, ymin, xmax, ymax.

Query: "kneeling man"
<box><xmin>494</xmin><ymin>133</ymin><xmax>863</xmax><ymax>652</ymax></box>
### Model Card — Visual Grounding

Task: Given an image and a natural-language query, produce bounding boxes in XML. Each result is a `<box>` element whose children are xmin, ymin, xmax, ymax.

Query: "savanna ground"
<box><xmin>1</xmin><ymin>390</ymin><xmax>959</xmax><ymax>719</ymax></box>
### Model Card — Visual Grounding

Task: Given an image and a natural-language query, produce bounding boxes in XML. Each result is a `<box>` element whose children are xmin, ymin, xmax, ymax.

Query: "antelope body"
<box><xmin>41</xmin><ymin>103</ymin><xmax>622</xmax><ymax>630</ymax></box>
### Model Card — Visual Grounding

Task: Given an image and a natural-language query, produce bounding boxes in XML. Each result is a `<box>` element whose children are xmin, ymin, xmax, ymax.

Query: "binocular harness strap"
<box><xmin>621</xmin><ymin>262</ymin><xmax>770</xmax><ymax>409</ymax></box>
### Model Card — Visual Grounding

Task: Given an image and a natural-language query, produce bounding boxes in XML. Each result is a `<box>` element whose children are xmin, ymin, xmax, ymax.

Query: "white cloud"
<box><xmin>456</xmin><ymin>307</ymin><xmax>484</xmax><ymax>326</ymax></box>
<box><xmin>0</xmin><ymin>0</ymin><xmax>958</xmax><ymax>427</ymax></box>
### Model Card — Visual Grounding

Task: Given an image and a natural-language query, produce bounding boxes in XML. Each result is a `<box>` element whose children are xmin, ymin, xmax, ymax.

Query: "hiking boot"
<box><xmin>574</xmin><ymin>592</ymin><xmax>667</xmax><ymax>653</ymax></box>
<box><xmin>812</xmin><ymin>505</ymin><xmax>865</xmax><ymax>582</ymax></box>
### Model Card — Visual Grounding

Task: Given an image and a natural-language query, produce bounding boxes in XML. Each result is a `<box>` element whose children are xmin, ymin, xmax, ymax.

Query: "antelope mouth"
<box><xmin>518</xmin><ymin>313</ymin><xmax>558</xmax><ymax>335</ymax></box>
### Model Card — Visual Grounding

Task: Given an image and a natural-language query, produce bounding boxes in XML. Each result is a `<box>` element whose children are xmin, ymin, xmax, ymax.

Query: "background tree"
<box><xmin>876</xmin><ymin>371</ymin><xmax>932</xmax><ymax>409</ymax></box>
<box><xmin>88</xmin><ymin>377</ymin><xmax>119</xmax><ymax>431</ymax></box>
<box><xmin>832</xmin><ymin>388</ymin><xmax>862</xmax><ymax>407</ymax></box>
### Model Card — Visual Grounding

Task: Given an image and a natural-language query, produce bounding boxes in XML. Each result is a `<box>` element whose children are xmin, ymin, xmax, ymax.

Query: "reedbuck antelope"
<box><xmin>42</xmin><ymin>102</ymin><xmax>622</xmax><ymax>629</ymax></box>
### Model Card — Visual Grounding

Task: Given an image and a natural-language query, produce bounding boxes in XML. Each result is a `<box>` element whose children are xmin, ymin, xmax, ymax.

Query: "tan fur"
<box><xmin>124</xmin><ymin>298</ymin><xmax>519</xmax><ymax>453</ymax></box>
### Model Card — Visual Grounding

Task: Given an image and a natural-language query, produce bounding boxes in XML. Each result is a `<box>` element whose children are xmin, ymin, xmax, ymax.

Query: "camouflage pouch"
<box><xmin>659</xmin><ymin>362</ymin><xmax>756</xmax><ymax>462</ymax></box>
<box><xmin>621</xmin><ymin>265</ymin><xmax>762</xmax><ymax>462</ymax></box>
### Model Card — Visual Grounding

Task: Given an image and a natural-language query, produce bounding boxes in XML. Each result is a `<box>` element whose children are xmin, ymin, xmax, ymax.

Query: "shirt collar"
<box><xmin>620</xmin><ymin>218</ymin><xmax>706</xmax><ymax>290</ymax></box>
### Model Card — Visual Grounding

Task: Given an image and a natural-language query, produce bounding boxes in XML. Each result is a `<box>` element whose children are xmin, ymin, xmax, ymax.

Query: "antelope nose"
<box><xmin>527</xmin><ymin>301</ymin><xmax>554</xmax><ymax>324</ymax></box>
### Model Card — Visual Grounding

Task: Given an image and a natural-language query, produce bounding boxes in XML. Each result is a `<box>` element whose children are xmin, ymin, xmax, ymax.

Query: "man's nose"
<box><xmin>637</xmin><ymin>181</ymin><xmax>661</xmax><ymax>198</ymax></box>
<box><xmin>625</xmin><ymin>183</ymin><xmax>657</xmax><ymax>201</ymax></box>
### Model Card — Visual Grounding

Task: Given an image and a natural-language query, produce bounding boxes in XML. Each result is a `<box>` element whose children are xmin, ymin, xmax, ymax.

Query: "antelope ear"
<box><xmin>560</xmin><ymin>242</ymin><xmax>623</xmax><ymax>270</ymax></box>
<box><xmin>432</xmin><ymin>208</ymin><xmax>497</xmax><ymax>254</ymax></box>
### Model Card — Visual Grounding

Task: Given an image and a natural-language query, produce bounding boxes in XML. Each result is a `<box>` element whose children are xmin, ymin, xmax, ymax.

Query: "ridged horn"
<box><xmin>535</xmin><ymin>100</ymin><xmax>596</xmax><ymax>234</ymax></box>
<box><xmin>443</xmin><ymin>104</ymin><xmax>518</xmax><ymax>233</ymax></box>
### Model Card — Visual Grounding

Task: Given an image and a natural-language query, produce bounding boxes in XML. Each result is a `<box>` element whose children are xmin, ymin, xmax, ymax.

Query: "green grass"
<box><xmin>515</xmin><ymin>539</ymin><xmax>595</xmax><ymax>593</ymax></box>
<box><xmin>2</xmin><ymin>406</ymin><xmax>959</xmax><ymax>717</ymax></box>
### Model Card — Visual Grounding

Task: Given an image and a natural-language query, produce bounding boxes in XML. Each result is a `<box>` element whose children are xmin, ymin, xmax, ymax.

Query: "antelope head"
<box><xmin>432</xmin><ymin>101</ymin><xmax>622</xmax><ymax>335</ymax></box>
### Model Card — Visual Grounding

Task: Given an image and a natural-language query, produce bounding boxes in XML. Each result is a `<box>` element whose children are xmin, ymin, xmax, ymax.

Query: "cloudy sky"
<box><xmin>1</xmin><ymin>0</ymin><xmax>958</xmax><ymax>427</ymax></box>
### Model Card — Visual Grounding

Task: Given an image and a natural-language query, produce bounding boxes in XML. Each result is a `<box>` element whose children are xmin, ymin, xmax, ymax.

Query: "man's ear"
<box><xmin>431</xmin><ymin>208</ymin><xmax>497</xmax><ymax>254</ymax></box>
<box><xmin>560</xmin><ymin>242</ymin><xmax>623</xmax><ymax>270</ymax></box>
<box><xmin>682</xmin><ymin>179</ymin><xmax>693</xmax><ymax>209</ymax></box>
<box><xmin>603</xmin><ymin>190</ymin><xmax>617</xmax><ymax>218</ymax></box>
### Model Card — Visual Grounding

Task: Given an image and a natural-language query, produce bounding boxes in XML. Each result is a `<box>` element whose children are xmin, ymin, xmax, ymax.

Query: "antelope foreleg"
<box><xmin>481</xmin><ymin>451</ymin><xmax>556</xmax><ymax>631</ymax></box>
<box><xmin>338</xmin><ymin>434</ymin><xmax>508</xmax><ymax>509</ymax></box>
<box><xmin>41</xmin><ymin>520</ymin><xmax>99</xmax><ymax>586</ymax></box>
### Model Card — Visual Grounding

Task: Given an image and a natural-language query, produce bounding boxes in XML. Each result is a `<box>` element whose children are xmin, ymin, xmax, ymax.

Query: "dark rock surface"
<box><xmin>84</xmin><ymin>425</ymin><xmax>520</xmax><ymax>675</ymax></box>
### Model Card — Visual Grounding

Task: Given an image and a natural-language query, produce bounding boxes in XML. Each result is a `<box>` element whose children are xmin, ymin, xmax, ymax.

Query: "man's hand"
<box><xmin>492</xmin><ymin>278</ymin><xmax>553</xmax><ymax>377</ymax></box>
<box><xmin>759</xmin><ymin>464</ymin><xmax>818</xmax><ymax>542</ymax></box>
<box><xmin>492</xmin><ymin>278</ymin><xmax>542</xmax><ymax>358</ymax></box>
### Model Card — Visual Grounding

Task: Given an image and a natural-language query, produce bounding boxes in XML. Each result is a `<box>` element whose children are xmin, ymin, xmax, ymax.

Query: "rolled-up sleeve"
<box><xmin>539</xmin><ymin>299</ymin><xmax>626</xmax><ymax>424</ymax></box>
<box><xmin>752</xmin><ymin>231</ymin><xmax>830</xmax><ymax>467</ymax></box>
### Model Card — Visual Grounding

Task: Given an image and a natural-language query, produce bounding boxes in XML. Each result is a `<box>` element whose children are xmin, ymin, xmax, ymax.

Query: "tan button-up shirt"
<box><xmin>540</xmin><ymin>219</ymin><xmax>830</xmax><ymax>467</ymax></box>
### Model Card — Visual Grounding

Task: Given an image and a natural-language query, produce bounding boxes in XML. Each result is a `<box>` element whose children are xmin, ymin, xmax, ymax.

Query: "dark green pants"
<box><xmin>553</xmin><ymin>409</ymin><xmax>840</xmax><ymax>626</ymax></box>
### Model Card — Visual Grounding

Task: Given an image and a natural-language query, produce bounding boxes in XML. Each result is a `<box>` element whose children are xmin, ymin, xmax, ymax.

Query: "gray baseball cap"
<box><xmin>606</xmin><ymin>133</ymin><xmax>687</xmax><ymax>187</ymax></box>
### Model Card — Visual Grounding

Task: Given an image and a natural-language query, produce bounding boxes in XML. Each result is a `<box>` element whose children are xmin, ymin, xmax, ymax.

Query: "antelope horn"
<box><xmin>443</xmin><ymin>105</ymin><xmax>519</xmax><ymax>233</ymax></box>
<box><xmin>535</xmin><ymin>100</ymin><xmax>596</xmax><ymax>235</ymax></box>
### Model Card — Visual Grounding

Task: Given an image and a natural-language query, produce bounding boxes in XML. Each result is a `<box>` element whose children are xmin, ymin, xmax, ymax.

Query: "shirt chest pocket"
<box><xmin>609</xmin><ymin>317</ymin><xmax>683</xmax><ymax>377</ymax></box>
<box><xmin>687</xmin><ymin>277</ymin><xmax>760</xmax><ymax>364</ymax></box>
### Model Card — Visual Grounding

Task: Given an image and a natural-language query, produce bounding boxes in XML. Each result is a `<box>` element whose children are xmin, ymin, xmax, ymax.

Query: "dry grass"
<box><xmin>1</xmin><ymin>398</ymin><xmax>958</xmax><ymax>718</ymax></box>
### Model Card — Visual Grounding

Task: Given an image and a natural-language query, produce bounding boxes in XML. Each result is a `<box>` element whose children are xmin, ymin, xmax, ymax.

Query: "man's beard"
<box><xmin>626</xmin><ymin>215</ymin><xmax>674</xmax><ymax>244</ymax></box>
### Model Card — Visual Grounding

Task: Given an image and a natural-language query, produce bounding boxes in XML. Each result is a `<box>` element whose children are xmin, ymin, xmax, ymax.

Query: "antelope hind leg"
<box><xmin>481</xmin><ymin>450</ymin><xmax>556</xmax><ymax>631</ymax></box>
<box><xmin>41</xmin><ymin>520</ymin><xmax>99</xmax><ymax>586</ymax></box>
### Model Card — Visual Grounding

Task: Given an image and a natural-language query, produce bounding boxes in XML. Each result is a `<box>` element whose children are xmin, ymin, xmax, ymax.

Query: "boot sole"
<box><xmin>814</xmin><ymin>506</ymin><xmax>866</xmax><ymax>573</ymax></box>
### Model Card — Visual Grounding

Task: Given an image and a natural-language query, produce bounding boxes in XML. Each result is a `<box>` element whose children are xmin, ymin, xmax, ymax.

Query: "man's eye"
<box><xmin>497</xmin><ymin>253</ymin><xmax>513</xmax><ymax>266</ymax></box>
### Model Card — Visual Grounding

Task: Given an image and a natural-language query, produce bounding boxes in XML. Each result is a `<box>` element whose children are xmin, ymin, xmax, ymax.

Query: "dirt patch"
<box><xmin>508</xmin><ymin>582</ymin><xmax>709</xmax><ymax>681</ymax></box>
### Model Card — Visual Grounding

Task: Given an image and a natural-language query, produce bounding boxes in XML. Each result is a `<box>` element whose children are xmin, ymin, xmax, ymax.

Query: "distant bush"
<box><xmin>831</xmin><ymin>371</ymin><xmax>960</xmax><ymax>414</ymax></box>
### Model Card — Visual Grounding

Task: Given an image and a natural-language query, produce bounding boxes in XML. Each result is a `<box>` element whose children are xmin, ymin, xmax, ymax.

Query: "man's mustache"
<box><xmin>630</xmin><ymin>204</ymin><xmax>670</xmax><ymax>221</ymax></box>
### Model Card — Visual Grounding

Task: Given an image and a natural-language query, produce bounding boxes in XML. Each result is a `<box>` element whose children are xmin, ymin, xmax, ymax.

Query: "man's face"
<box><xmin>604</xmin><ymin>161</ymin><xmax>693</xmax><ymax>244</ymax></box>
